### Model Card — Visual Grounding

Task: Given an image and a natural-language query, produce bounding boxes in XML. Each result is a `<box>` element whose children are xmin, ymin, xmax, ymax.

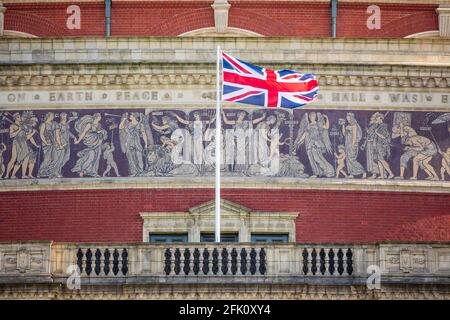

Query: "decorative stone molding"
<box><xmin>0</xmin><ymin>242</ymin><xmax>52</xmax><ymax>275</ymax></box>
<box><xmin>437</xmin><ymin>5</ymin><xmax>450</xmax><ymax>37</ymax></box>
<box><xmin>140</xmin><ymin>199</ymin><xmax>299</xmax><ymax>242</ymax></box>
<box><xmin>0</xmin><ymin>2</ymin><xmax>6</xmax><ymax>37</ymax></box>
<box><xmin>0</xmin><ymin>63</ymin><xmax>449</xmax><ymax>91</ymax></box>
<box><xmin>211</xmin><ymin>0</ymin><xmax>231</xmax><ymax>34</ymax></box>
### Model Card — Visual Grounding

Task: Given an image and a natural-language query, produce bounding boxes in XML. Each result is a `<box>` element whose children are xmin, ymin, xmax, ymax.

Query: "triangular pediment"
<box><xmin>188</xmin><ymin>199</ymin><xmax>251</xmax><ymax>216</ymax></box>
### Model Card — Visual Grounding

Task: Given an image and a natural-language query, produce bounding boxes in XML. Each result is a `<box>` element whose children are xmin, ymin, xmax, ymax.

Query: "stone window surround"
<box><xmin>140</xmin><ymin>199</ymin><xmax>299</xmax><ymax>243</ymax></box>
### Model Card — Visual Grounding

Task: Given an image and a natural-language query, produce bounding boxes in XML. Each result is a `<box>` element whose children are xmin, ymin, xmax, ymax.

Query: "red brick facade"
<box><xmin>0</xmin><ymin>189</ymin><xmax>448</xmax><ymax>243</ymax></box>
<box><xmin>3</xmin><ymin>1</ymin><xmax>439</xmax><ymax>37</ymax></box>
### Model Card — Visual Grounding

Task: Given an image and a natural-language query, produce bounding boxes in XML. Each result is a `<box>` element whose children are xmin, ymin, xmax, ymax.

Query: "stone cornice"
<box><xmin>0</xmin><ymin>63</ymin><xmax>449</xmax><ymax>91</ymax></box>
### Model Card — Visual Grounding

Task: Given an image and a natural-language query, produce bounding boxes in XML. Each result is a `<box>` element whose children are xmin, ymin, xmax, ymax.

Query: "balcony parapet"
<box><xmin>1</xmin><ymin>241</ymin><xmax>449</xmax><ymax>286</ymax></box>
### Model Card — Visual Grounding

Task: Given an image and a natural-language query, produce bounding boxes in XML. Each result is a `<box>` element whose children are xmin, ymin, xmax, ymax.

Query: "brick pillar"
<box><xmin>437</xmin><ymin>5</ymin><xmax>450</xmax><ymax>37</ymax></box>
<box><xmin>211</xmin><ymin>0</ymin><xmax>231</xmax><ymax>33</ymax></box>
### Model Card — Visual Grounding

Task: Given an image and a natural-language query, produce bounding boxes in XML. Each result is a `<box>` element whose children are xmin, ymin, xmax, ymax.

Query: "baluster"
<box><xmin>328</xmin><ymin>249</ymin><xmax>335</xmax><ymax>275</ymax></box>
<box><xmin>346</xmin><ymin>248</ymin><xmax>353</xmax><ymax>275</ymax></box>
<box><xmin>250</xmin><ymin>248</ymin><xmax>257</xmax><ymax>275</ymax></box>
<box><xmin>259</xmin><ymin>248</ymin><xmax>266</xmax><ymax>275</ymax></box>
<box><xmin>104</xmin><ymin>249</ymin><xmax>110</xmax><ymax>275</ymax></box>
<box><xmin>193</xmin><ymin>248</ymin><xmax>200</xmax><ymax>275</ymax></box>
<box><xmin>221</xmin><ymin>248</ymin><xmax>228</xmax><ymax>275</ymax></box>
<box><xmin>202</xmin><ymin>248</ymin><xmax>210</xmax><ymax>275</ymax></box>
<box><xmin>212</xmin><ymin>248</ymin><xmax>219</xmax><ymax>275</ymax></box>
<box><xmin>311</xmin><ymin>248</ymin><xmax>317</xmax><ymax>275</ymax></box>
<box><xmin>337</xmin><ymin>249</ymin><xmax>344</xmax><ymax>275</ymax></box>
<box><xmin>231</xmin><ymin>248</ymin><xmax>238</xmax><ymax>275</ymax></box>
<box><xmin>174</xmin><ymin>248</ymin><xmax>181</xmax><ymax>275</ymax></box>
<box><xmin>319</xmin><ymin>248</ymin><xmax>326</xmax><ymax>275</ymax></box>
<box><xmin>302</xmin><ymin>248</ymin><xmax>309</xmax><ymax>275</ymax></box>
<box><xmin>85</xmin><ymin>249</ymin><xmax>93</xmax><ymax>276</ymax></box>
<box><xmin>121</xmin><ymin>249</ymin><xmax>128</xmax><ymax>275</ymax></box>
<box><xmin>183</xmin><ymin>248</ymin><xmax>191</xmax><ymax>275</ymax></box>
<box><xmin>240</xmin><ymin>248</ymin><xmax>247</xmax><ymax>275</ymax></box>
<box><xmin>76</xmin><ymin>249</ymin><xmax>84</xmax><ymax>274</ymax></box>
<box><xmin>112</xmin><ymin>249</ymin><xmax>119</xmax><ymax>275</ymax></box>
<box><xmin>164</xmin><ymin>248</ymin><xmax>172</xmax><ymax>275</ymax></box>
<box><xmin>94</xmin><ymin>248</ymin><xmax>101</xmax><ymax>276</ymax></box>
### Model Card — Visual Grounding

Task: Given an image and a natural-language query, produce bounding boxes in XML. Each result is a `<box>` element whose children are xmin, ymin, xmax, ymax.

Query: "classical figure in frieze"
<box><xmin>334</xmin><ymin>144</ymin><xmax>348</xmax><ymax>178</ymax></box>
<box><xmin>102</xmin><ymin>142</ymin><xmax>120</xmax><ymax>177</ymax></box>
<box><xmin>439</xmin><ymin>147</ymin><xmax>450</xmax><ymax>181</ymax></box>
<box><xmin>5</xmin><ymin>112</ymin><xmax>39</xmax><ymax>179</ymax></box>
<box><xmin>340</xmin><ymin>112</ymin><xmax>366</xmax><ymax>179</ymax></box>
<box><xmin>222</xmin><ymin>110</ymin><xmax>266</xmax><ymax>173</ymax></box>
<box><xmin>52</xmin><ymin>112</ymin><xmax>77</xmax><ymax>178</ymax></box>
<box><xmin>119</xmin><ymin>112</ymin><xmax>148</xmax><ymax>176</ymax></box>
<box><xmin>170</xmin><ymin>110</ymin><xmax>216</xmax><ymax>169</ymax></box>
<box><xmin>362</xmin><ymin>112</ymin><xmax>394</xmax><ymax>179</ymax></box>
<box><xmin>295</xmin><ymin>112</ymin><xmax>334</xmax><ymax>178</ymax></box>
<box><xmin>71</xmin><ymin>113</ymin><xmax>107</xmax><ymax>177</ymax></box>
<box><xmin>37</xmin><ymin>112</ymin><xmax>58</xmax><ymax>178</ymax></box>
<box><xmin>0</xmin><ymin>143</ymin><xmax>6</xmax><ymax>178</ymax></box>
<box><xmin>393</xmin><ymin>123</ymin><xmax>439</xmax><ymax>180</ymax></box>
<box><xmin>152</xmin><ymin>113</ymin><xmax>192</xmax><ymax>166</ymax></box>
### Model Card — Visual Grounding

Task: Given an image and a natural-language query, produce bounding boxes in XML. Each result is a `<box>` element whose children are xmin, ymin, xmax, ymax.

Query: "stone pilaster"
<box><xmin>211</xmin><ymin>0</ymin><xmax>230</xmax><ymax>33</ymax></box>
<box><xmin>0</xmin><ymin>2</ymin><xmax>7</xmax><ymax>37</ymax></box>
<box><xmin>437</xmin><ymin>5</ymin><xmax>450</xmax><ymax>37</ymax></box>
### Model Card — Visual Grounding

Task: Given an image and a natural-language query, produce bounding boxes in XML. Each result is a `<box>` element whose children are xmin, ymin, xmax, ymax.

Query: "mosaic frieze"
<box><xmin>0</xmin><ymin>108</ymin><xmax>449</xmax><ymax>181</ymax></box>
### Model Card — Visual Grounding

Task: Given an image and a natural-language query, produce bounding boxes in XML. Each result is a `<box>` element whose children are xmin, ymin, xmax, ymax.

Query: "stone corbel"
<box><xmin>211</xmin><ymin>0</ymin><xmax>231</xmax><ymax>33</ymax></box>
<box><xmin>437</xmin><ymin>5</ymin><xmax>450</xmax><ymax>37</ymax></box>
<box><xmin>0</xmin><ymin>2</ymin><xmax>7</xmax><ymax>37</ymax></box>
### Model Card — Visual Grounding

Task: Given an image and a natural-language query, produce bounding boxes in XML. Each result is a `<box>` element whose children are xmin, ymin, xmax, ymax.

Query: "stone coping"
<box><xmin>0</xmin><ymin>176</ymin><xmax>448</xmax><ymax>193</ymax></box>
<box><xmin>1</xmin><ymin>37</ymin><xmax>450</xmax><ymax>66</ymax></box>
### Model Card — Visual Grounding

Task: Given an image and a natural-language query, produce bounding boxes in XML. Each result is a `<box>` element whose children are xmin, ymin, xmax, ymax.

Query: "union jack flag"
<box><xmin>221</xmin><ymin>52</ymin><xmax>319</xmax><ymax>109</ymax></box>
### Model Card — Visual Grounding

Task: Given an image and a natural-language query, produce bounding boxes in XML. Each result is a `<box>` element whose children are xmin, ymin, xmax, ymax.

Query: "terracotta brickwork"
<box><xmin>0</xmin><ymin>188</ymin><xmax>448</xmax><ymax>243</ymax></box>
<box><xmin>2</xmin><ymin>1</ymin><xmax>439</xmax><ymax>37</ymax></box>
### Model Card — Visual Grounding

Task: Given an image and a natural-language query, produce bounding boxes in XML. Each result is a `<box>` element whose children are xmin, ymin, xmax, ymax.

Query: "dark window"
<box><xmin>200</xmin><ymin>233</ymin><xmax>239</xmax><ymax>243</ymax></box>
<box><xmin>149</xmin><ymin>233</ymin><xmax>188</xmax><ymax>243</ymax></box>
<box><xmin>251</xmin><ymin>234</ymin><xmax>289</xmax><ymax>243</ymax></box>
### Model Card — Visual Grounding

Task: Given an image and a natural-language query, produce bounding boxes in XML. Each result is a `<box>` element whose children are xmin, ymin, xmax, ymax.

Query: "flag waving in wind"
<box><xmin>222</xmin><ymin>52</ymin><xmax>319</xmax><ymax>109</ymax></box>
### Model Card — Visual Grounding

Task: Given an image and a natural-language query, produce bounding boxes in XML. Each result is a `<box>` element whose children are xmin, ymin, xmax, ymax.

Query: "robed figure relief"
<box><xmin>119</xmin><ymin>112</ymin><xmax>148</xmax><ymax>177</ymax></box>
<box><xmin>53</xmin><ymin>112</ymin><xmax>77</xmax><ymax>178</ymax></box>
<box><xmin>72</xmin><ymin>113</ymin><xmax>107</xmax><ymax>177</ymax></box>
<box><xmin>362</xmin><ymin>112</ymin><xmax>394</xmax><ymax>179</ymax></box>
<box><xmin>340</xmin><ymin>113</ymin><xmax>366</xmax><ymax>178</ymax></box>
<box><xmin>222</xmin><ymin>110</ymin><xmax>266</xmax><ymax>173</ymax></box>
<box><xmin>37</xmin><ymin>112</ymin><xmax>58</xmax><ymax>178</ymax></box>
<box><xmin>295</xmin><ymin>112</ymin><xmax>334</xmax><ymax>178</ymax></box>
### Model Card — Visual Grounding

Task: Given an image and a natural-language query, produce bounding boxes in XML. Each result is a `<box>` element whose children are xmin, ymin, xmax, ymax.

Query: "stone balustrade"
<box><xmin>0</xmin><ymin>241</ymin><xmax>448</xmax><ymax>283</ymax></box>
<box><xmin>1</xmin><ymin>241</ymin><xmax>449</xmax><ymax>298</ymax></box>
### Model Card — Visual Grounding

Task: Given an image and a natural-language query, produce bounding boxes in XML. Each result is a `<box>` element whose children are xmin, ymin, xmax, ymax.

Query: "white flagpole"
<box><xmin>215</xmin><ymin>45</ymin><xmax>221</xmax><ymax>243</ymax></box>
